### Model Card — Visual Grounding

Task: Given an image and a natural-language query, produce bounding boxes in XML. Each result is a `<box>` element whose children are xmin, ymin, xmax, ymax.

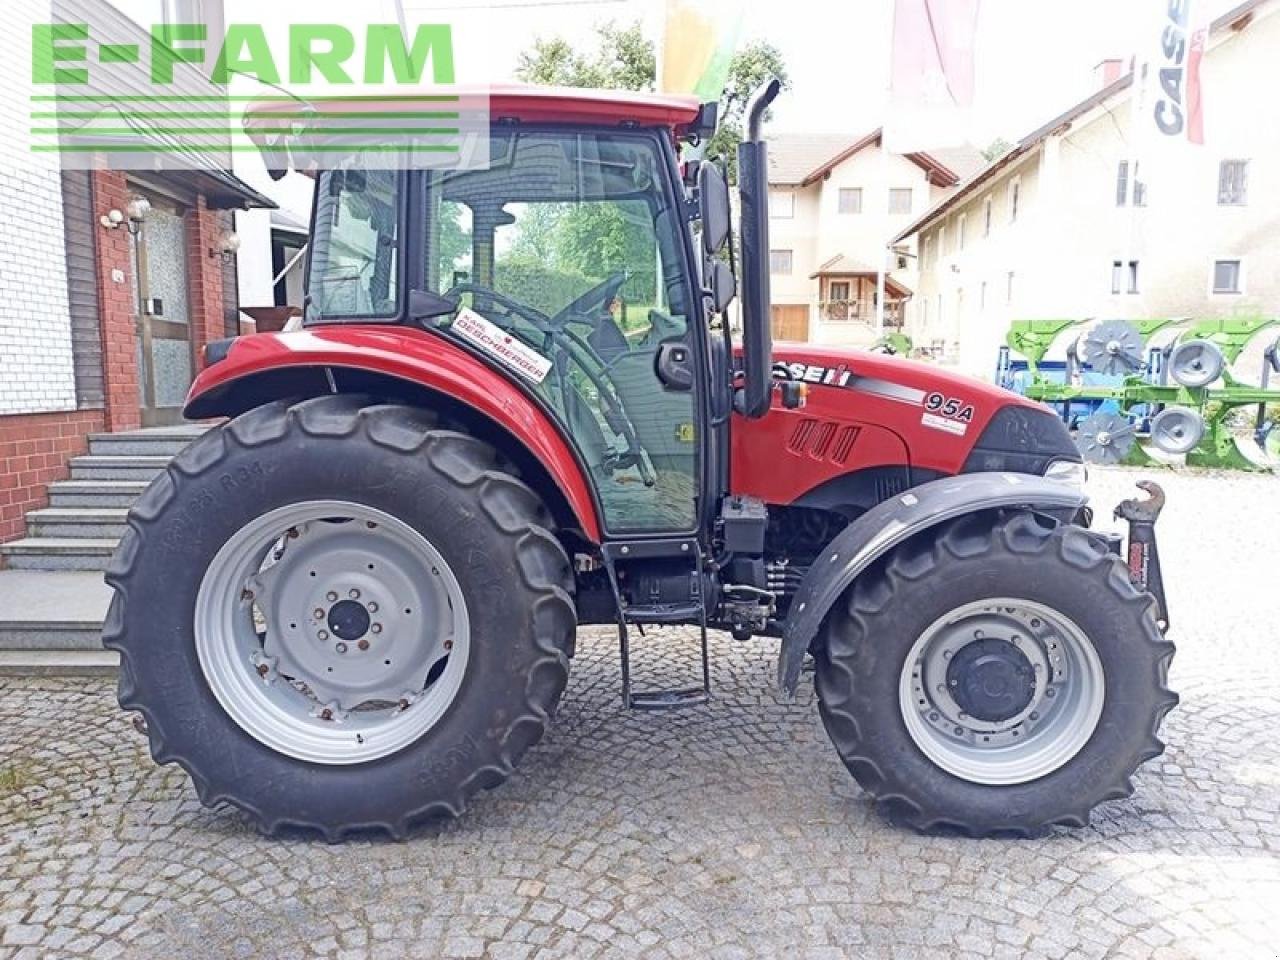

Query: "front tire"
<box><xmin>104</xmin><ymin>396</ymin><xmax>576</xmax><ymax>840</ymax></box>
<box><xmin>814</xmin><ymin>511</ymin><xmax>1177</xmax><ymax>836</ymax></box>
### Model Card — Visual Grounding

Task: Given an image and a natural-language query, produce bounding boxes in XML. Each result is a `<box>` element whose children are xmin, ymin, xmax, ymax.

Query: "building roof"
<box><xmin>810</xmin><ymin>255</ymin><xmax>914</xmax><ymax>298</ymax></box>
<box><xmin>768</xmin><ymin>130</ymin><xmax>984</xmax><ymax>188</ymax></box>
<box><xmin>892</xmin><ymin>0</ymin><xmax>1274</xmax><ymax>242</ymax></box>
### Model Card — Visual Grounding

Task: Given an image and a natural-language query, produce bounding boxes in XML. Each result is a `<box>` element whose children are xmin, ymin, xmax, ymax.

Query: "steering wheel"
<box><xmin>444</xmin><ymin>280</ymin><xmax>654</xmax><ymax>486</ymax></box>
<box><xmin>550</xmin><ymin>272</ymin><xmax>629</xmax><ymax>329</ymax></box>
<box><xmin>443</xmin><ymin>281</ymin><xmax>554</xmax><ymax>331</ymax></box>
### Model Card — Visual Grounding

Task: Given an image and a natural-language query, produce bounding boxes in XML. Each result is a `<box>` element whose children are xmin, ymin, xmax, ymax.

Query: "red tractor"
<box><xmin>105</xmin><ymin>82</ymin><xmax>1176</xmax><ymax>839</ymax></box>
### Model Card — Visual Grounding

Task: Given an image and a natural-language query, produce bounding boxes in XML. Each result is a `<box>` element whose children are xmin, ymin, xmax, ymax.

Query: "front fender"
<box><xmin>186</xmin><ymin>327</ymin><xmax>603</xmax><ymax>541</ymax></box>
<box><xmin>777</xmin><ymin>472</ymin><xmax>1087</xmax><ymax>695</ymax></box>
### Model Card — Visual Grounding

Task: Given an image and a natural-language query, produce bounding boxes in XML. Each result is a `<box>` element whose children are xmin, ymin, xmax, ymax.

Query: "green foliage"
<box><xmin>516</xmin><ymin>22</ymin><xmax>654</xmax><ymax>91</ymax></box>
<box><xmin>983</xmin><ymin>137</ymin><xmax>1014</xmax><ymax>162</ymax></box>
<box><xmin>515</xmin><ymin>23</ymin><xmax>789</xmax><ymax>180</ymax></box>
<box><xmin>496</xmin><ymin>255</ymin><xmax>590</xmax><ymax>317</ymax></box>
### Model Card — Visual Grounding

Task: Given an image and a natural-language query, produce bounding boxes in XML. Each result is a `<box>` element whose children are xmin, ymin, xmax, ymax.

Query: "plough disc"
<box><xmin>1075</xmin><ymin>411</ymin><xmax>1136</xmax><ymax>465</ymax></box>
<box><xmin>1149</xmin><ymin>406</ymin><xmax>1205</xmax><ymax>455</ymax></box>
<box><xmin>1081</xmin><ymin>320</ymin><xmax>1145</xmax><ymax>376</ymax></box>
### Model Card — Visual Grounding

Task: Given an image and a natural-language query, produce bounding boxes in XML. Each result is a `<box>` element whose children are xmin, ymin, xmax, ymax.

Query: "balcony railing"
<box><xmin>819</xmin><ymin>299</ymin><xmax>905</xmax><ymax>327</ymax></box>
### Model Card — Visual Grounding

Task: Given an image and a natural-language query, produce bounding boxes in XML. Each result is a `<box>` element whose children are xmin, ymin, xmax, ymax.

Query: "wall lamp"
<box><xmin>100</xmin><ymin>196</ymin><xmax>152</xmax><ymax>236</ymax></box>
<box><xmin>211</xmin><ymin>229</ymin><xmax>242</xmax><ymax>261</ymax></box>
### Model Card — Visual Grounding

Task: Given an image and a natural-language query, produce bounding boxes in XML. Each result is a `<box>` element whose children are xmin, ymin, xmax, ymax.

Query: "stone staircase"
<box><xmin>0</xmin><ymin>426</ymin><xmax>204</xmax><ymax>666</ymax></box>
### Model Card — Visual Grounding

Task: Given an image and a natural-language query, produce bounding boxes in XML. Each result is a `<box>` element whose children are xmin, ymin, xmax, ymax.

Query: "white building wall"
<box><xmin>910</xmin><ymin>5</ymin><xmax>1280</xmax><ymax>382</ymax></box>
<box><xmin>0</xmin><ymin>0</ymin><xmax>77</xmax><ymax>415</ymax></box>
<box><xmin>770</xmin><ymin>143</ymin><xmax>957</xmax><ymax>348</ymax></box>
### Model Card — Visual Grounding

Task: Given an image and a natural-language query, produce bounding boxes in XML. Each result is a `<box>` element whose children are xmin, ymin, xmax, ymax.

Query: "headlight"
<box><xmin>1044</xmin><ymin>459</ymin><xmax>1088</xmax><ymax>489</ymax></box>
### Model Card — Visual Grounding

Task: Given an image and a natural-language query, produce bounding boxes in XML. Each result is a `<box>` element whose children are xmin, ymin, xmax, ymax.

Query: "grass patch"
<box><xmin>0</xmin><ymin>763</ymin><xmax>34</xmax><ymax>798</ymax></box>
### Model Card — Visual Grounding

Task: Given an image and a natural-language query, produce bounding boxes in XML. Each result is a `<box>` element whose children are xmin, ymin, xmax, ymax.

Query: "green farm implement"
<box><xmin>1002</xmin><ymin>316</ymin><xmax>1280</xmax><ymax>470</ymax></box>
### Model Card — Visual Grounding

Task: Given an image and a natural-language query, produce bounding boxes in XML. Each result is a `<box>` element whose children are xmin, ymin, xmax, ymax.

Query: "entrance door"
<box><xmin>131</xmin><ymin>193</ymin><xmax>194</xmax><ymax>426</ymax></box>
<box><xmin>771</xmin><ymin>304</ymin><xmax>810</xmax><ymax>341</ymax></box>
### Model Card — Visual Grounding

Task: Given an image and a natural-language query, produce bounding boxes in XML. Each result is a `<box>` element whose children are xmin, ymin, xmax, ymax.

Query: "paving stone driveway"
<box><xmin>2</xmin><ymin>467</ymin><xmax>1278</xmax><ymax>959</ymax></box>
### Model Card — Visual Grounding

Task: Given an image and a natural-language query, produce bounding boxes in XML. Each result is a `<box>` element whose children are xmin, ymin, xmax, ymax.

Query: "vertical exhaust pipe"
<box><xmin>735</xmin><ymin>77</ymin><xmax>782</xmax><ymax>418</ymax></box>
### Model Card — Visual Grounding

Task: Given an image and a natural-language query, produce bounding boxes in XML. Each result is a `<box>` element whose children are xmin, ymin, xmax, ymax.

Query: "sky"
<box><xmin>399</xmin><ymin>0</ymin><xmax>1242</xmax><ymax>150</ymax></box>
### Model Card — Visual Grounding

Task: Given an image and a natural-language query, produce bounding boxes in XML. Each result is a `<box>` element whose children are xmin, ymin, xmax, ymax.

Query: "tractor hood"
<box><xmin>769</xmin><ymin>341</ymin><xmax>1039</xmax><ymax>412</ymax></box>
<box><xmin>730</xmin><ymin>341</ymin><xmax>1078</xmax><ymax>509</ymax></box>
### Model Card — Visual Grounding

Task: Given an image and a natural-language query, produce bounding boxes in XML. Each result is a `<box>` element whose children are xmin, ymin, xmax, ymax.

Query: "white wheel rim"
<box><xmin>899</xmin><ymin>598</ymin><xmax>1105</xmax><ymax>785</ymax></box>
<box><xmin>194</xmin><ymin>501</ymin><xmax>471</xmax><ymax>765</ymax></box>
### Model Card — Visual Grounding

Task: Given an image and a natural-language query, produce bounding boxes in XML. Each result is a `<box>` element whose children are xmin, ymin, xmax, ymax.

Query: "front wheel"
<box><xmin>104</xmin><ymin>396</ymin><xmax>576</xmax><ymax>840</ymax></box>
<box><xmin>815</xmin><ymin>511</ymin><xmax>1177</xmax><ymax>836</ymax></box>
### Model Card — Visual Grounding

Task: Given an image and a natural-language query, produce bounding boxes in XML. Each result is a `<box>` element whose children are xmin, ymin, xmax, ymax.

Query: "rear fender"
<box><xmin>777</xmin><ymin>472</ymin><xmax>1087</xmax><ymax>695</ymax></box>
<box><xmin>186</xmin><ymin>327</ymin><xmax>603</xmax><ymax>541</ymax></box>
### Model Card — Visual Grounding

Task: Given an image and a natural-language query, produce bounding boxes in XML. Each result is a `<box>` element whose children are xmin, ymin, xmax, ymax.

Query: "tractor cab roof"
<box><xmin>245</xmin><ymin>84</ymin><xmax>702</xmax><ymax>132</ymax></box>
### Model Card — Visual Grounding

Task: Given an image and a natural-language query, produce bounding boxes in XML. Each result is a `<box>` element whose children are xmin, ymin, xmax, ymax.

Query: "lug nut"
<box><xmin>1045</xmin><ymin>687</ymin><xmax>1057</xmax><ymax>698</ymax></box>
<box><xmin>327</xmin><ymin>591</ymin><xmax>338</xmax><ymax>602</ymax></box>
<box><xmin>367</xmin><ymin>602</ymin><xmax>379</xmax><ymax>613</ymax></box>
<box><xmin>443</xmin><ymin>638</ymin><xmax>454</xmax><ymax>651</ymax></box>
<box><xmin>371</xmin><ymin>623</ymin><xmax>383</xmax><ymax>635</ymax></box>
<box><xmin>256</xmin><ymin>664</ymin><xmax>269</xmax><ymax>677</ymax></box>
<box><xmin>349</xmin><ymin>589</ymin><xmax>361</xmax><ymax>599</ymax></box>
<box><xmin>320</xmin><ymin>708</ymin><xmax>333</xmax><ymax>721</ymax></box>
<box><xmin>318</xmin><ymin>630</ymin><xmax>329</xmax><ymax>641</ymax></box>
<box><xmin>335</xmin><ymin>642</ymin><xmax>348</xmax><ymax>654</ymax></box>
<box><xmin>358</xmin><ymin>639</ymin><xmax>370</xmax><ymax>651</ymax></box>
<box><xmin>314</xmin><ymin>608</ymin><xmax>325</xmax><ymax>619</ymax></box>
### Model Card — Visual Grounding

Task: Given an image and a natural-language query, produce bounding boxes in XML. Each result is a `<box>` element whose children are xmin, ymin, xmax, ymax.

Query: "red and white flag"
<box><xmin>883</xmin><ymin>0</ymin><xmax>981</xmax><ymax>154</ymax></box>
<box><xmin>1138</xmin><ymin>0</ymin><xmax>1208</xmax><ymax>147</ymax></box>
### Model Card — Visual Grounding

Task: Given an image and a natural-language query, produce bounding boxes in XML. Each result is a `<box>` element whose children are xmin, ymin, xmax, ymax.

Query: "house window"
<box><xmin>937</xmin><ymin>293</ymin><xmax>944</xmax><ymax>324</ymax></box>
<box><xmin>1009</xmin><ymin>179</ymin><xmax>1021</xmax><ymax>222</ymax></box>
<box><xmin>1111</xmin><ymin>260</ymin><xmax>1140</xmax><ymax>294</ymax></box>
<box><xmin>1219</xmin><ymin>160</ymin><xmax>1249</xmax><ymax>205</ymax></box>
<box><xmin>771</xmin><ymin>192</ymin><xmax>794</xmax><ymax>219</ymax></box>
<box><xmin>1006</xmin><ymin>271</ymin><xmax>1015</xmax><ymax>305</ymax></box>
<box><xmin>829</xmin><ymin>280</ymin><xmax>851</xmax><ymax>302</ymax></box>
<box><xmin>839</xmin><ymin>188</ymin><xmax>863</xmax><ymax>214</ymax></box>
<box><xmin>769</xmin><ymin>249</ymin><xmax>793</xmax><ymax>275</ymax></box>
<box><xmin>958</xmin><ymin>214</ymin><xmax>968</xmax><ymax>251</ymax></box>
<box><xmin>1213</xmin><ymin>259</ymin><xmax>1243</xmax><ymax>294</ymax></box>
<box><xmin>980</xmin><ymin>280</ymin><xmax>988</xmax><ymax>309</ymax></box>
<box><xmin>983</xmin><ymin>196</ymin><xmax>992</xmax><ymax>236</ymax></box>
<box><xmin>1117</xmin><ymin>161</ymin><xmax>1148</xmax><ymax>206</ymax></box>
<box><xmin>889</xmin><ymin>188</ymin><xmax>913</xmax><ymax>215</ymax></box>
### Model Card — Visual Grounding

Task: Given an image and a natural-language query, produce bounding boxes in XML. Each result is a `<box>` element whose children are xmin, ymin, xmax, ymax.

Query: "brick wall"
<box><xmin>0</xmin><ymin>410</ymin><xmax>105</xmax><ymax>545</ymax></box>
<box><xmin>186</xmin><ymin>195</ymin><xmax>226</xmax><ymax>370</ymax></box>
<box><xmin>91</xmin><ymin>171</ymin><xmax>143</xmax><ymax>432</ymax></box>
<box><xmin>0</xmin><ymin>0</ymin><xmax>77</xmax><ymax>415</ymax></box>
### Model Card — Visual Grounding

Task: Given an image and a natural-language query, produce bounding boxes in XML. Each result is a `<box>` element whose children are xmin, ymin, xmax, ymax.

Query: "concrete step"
<box><xmin>0</xmin><ymin>650</ymin><xmax>118</xmax><ymax>675</ymax></box>
<box><xmin>0</xmin><ymin>537</ymin><xmax>118</xmax><ymax>572</ymax></box>
<box><xmin>0</xmin><ymin>570</ymin><xmax>111</xmax><ymax>652</ymax></box>
<box><xmin>26</xmin><ymin>507</ymin><xmax>130</xmax><ymax>540</ymax></box>
<box><xmin>68</xmin><ymin>455</ymin><xmax>170</xmax><ymax>481</ymax></box>
<box><xmin>88</xmin><ymin>427</ymin><xmax>206</xmax><ymax>458</ymax></box>
<box><xmin>47</xmin><ymin>480</ymin><xmax>149</xmax><ymax>508</ymax></box>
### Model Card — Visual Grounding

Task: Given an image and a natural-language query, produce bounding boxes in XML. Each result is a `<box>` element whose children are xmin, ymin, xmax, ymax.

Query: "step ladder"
<box><xmin>603</xmin><ymin>541</ymin><xmax>710</xmax><ymax>710</ymax></box>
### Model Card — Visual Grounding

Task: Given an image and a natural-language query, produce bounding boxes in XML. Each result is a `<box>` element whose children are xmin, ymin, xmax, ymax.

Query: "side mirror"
<box><xmin>697</xmin><ymin>162</ymin><xmax>731</xmax><ymax>257</ymax></box>
<box><xmin>706</xmin><ymin>257</ymin><xmax>736</xmax><ymax>313</ymax></box>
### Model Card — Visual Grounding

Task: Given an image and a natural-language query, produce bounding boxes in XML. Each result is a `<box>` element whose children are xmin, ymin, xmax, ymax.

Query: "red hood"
<box><xmin>770</xmin><ymin>341</ymin><xmax>1037</xmax><ymax>410</ymax></box>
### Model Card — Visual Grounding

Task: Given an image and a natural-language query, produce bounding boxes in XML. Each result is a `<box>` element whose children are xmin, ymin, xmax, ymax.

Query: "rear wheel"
<box><xmin>104</xmin><ymin>396</ymin><xmax>576</xmax><ymax>839</ymax></box>
<box><xmin>814</xmin><ymin>511</ymin><xmax>1177</xmax><ymax>836</ymax></box>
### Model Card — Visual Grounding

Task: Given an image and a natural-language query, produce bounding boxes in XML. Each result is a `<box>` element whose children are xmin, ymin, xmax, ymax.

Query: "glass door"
<box><xmin>131</xmin><ymin>192</ymin><xmax>194</xmax><ymax>426</ymax></box>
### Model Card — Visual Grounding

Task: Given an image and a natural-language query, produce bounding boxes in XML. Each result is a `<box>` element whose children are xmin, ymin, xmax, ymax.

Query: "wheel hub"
<box><xmin>327</xmin><ymin>599</ymin><xmax>371</xmax><ymax>642</ymax></box>
<box><xmin>946</xmin><ymin>638</ymin><xmax>1036</xmax><ymax>723</ymax></box>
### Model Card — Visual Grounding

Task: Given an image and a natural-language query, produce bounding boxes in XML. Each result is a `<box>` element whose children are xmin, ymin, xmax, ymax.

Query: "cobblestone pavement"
<box><xmin>2</xmin><ymin>467</ymin><xmax>1278</xmax><ymax>959</ymax></box>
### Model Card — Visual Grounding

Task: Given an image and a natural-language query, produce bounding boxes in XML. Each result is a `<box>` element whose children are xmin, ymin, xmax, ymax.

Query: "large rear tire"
<box><xmin>814</xmin><ymin>511</ymin><xmax>1177</xmax><ymax>836</ymax></box>
<box><xmin>104</xmin><ymin>396</ymin><xmax>576</xmax><ymax>840</ymax></box>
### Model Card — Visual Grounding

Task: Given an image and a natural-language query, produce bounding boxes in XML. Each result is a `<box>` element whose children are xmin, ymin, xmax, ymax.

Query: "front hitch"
<box><xmin>1114</xmin><ymin>480</ymin><xmax>1170</xmax><ymax>633</ymax></box>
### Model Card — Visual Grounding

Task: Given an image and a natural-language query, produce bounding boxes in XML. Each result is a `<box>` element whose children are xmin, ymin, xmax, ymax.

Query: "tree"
<box><xmin>983</xmin><ymin>137</ymin><xmax>1013</xmax><ymax>162</ymax></box>
<box><xmin>515</xmin><ymin>23</ymin><xmax>788</xmax><ymax>175</ymax></box>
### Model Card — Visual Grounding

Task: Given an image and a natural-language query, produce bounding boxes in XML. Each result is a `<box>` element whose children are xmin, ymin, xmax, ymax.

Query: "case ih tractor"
<box><xmin>105</xmin><ymin>82</ymin><xmax>1176</xmax><ymax>839</ymax></box>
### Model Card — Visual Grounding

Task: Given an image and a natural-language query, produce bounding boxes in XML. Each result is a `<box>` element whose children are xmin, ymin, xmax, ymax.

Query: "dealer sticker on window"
<box><xmin>452</xmin><ymin>308</ymin><xmax>553</xmax><ymax>384</ymax></box>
